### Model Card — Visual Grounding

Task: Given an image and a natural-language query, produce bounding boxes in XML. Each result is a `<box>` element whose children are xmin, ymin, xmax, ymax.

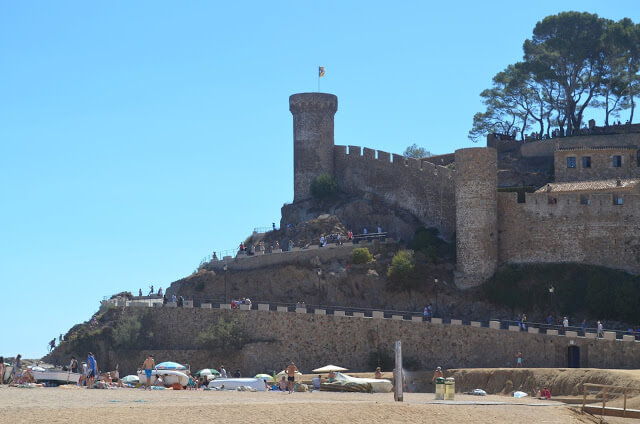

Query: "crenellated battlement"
<box><xmin>289</xmin><ymin>93</ymin><xmax>338</xmax><ymax>114</ymax></box>
<box><xmin>335</xmin><ymin>145</ymin><xmax>454</xmax><ymax>179</ymax></box>
<box><xmin>333</xmin><ymin>145</ymin><xmax>456</xmax><ymax>238</ymax></box>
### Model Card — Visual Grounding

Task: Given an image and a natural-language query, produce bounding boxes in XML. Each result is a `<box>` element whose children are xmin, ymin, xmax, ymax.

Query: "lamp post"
<box><xmin>548</xmin><ymin>285</ymin><xmax>554</xmax><ymax>321</ymax></box>
<box><xmin>224</xmin><ymin>264</ymin><xmax>228</xmax><ymax>304</ymax></box>
<box><xmin>434</xmin><ymin>278</ymin><xmax>438</xmax><ymax>317</ymax></box>
<box><xmin>316</xmin><ymin>270</ymin><xmax>322</xmax><ymax>306</ymax></box>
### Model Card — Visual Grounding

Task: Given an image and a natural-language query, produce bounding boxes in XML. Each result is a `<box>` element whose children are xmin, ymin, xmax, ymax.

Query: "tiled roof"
<box><xmin>535</xmin><ymin>179</ymin><xmax>640</xmax><ymax>193</ymax></box>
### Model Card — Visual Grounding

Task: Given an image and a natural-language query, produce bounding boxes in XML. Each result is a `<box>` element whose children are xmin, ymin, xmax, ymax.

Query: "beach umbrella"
<box><xmin>122</xmin><ymin>375</ymin><xmax>139</xmax><ymax>384</ymax></box>
<box><xmin>255</xmin><ymin>373</ymin><xmax>275</xmax><ymax>382</ymax></box>
<box><xmin>311</xmin><ymin>365</ymin><xmax>349</xmax><ymax>373</ymax></box>
<box><xmin>155</xmin><ymin>361</ymin><xmax>187</xmax><ymax>370</ymax></box>
<box><xmin>195</xmin><ymin>368</ymin><xmax>220</xmax><ymax>377</ymax></box>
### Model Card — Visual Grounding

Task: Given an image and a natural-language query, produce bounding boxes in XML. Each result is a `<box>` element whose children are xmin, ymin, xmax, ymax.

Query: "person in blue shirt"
<box><xmin>86</xmin><ymin>352</ymin><xmax>97</xmax><ymax>386</ymax></box>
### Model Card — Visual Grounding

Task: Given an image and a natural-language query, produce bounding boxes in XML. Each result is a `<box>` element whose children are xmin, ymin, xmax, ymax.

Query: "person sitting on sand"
<box><xmin>375</xmin><ymin>367</ymin><xmax>383</xmax><ymax>379</ymax></box>
<box><xmin>541</xmin><ymin>387</ymin><xmax>551</xmax><ymax>399</ymax></box>
<box><xmin>312</xmin><ymin>375</ymin><xmax>322</xmax><ymax>389</ymax></box>
<box><xmin>328</xmin><ymin>370</ymin><xmax>336</xmax><ymax>382</ymax></box>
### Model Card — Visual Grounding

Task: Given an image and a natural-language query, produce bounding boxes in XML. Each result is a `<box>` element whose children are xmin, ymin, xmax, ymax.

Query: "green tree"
<box><xmin>403</xmin><ymin>144</ymin><xmax>431</xmax><ymax>158</ymax></box>
<box><xmin>387</xmin><ymin>250</ymin><xmax>415</xmax><ymax>281</ymax></box>
<box><xmin>310</xmin><ymin>174</ymin><xmax>338</xmax><ymax>199</ymax></box>
<box><xmin>350</xmin><ymin>247</ymin><xmax>374</xmax><ymax>264</ymax></box>
<box><xmin>523</xmin><ymin>12</ymin><xmax>608</xmax><ymax>133</ymax></box>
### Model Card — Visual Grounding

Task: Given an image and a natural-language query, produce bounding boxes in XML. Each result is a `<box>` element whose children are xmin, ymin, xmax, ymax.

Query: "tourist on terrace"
<box><xmin>348</xmin><ymin>231</ymin><xmax>353</xmax><ymax>240</ymax></box>
<box><xmin>582</xmin><ymin>319</ymin><xmax>587</xmax><ymax>335</ymax></box>
<box><xmin>149</xmin><ymin>285</ymin><xmax>154</xmax><ymax>295</ymax></box>
<box><xmin>597</xmin><ymin>321</ymin><xmax>604</xmax><ymax>337</ymax></box>
<box><xmin>363</xmin><ymin>227</ymin><xmax>368</xmax><ymax>235</ymax></box>
<box><xmin>157</xmin><ymin>287</ymin><xmax>163</xmax><ymax>296</ymax></box>
<box><xmin>139</xmin><ymin>288</ymin><xmax>143</xmax><ymax>297</ymax></box>
<box><xmin>562</xmin><ymin>316</ymin><xmax>569</xmax><ymax>334</ymax></box>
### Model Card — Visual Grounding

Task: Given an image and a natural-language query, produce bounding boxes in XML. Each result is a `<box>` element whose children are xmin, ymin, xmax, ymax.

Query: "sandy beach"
<box><xmin>0</xmin><ymin>385</ymin><xmax>600</xmax><ymax>424</ymax></box>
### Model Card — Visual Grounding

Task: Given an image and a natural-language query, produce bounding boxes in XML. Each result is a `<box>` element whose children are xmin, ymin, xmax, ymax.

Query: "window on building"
<box><xmin>613</xmin><ymin>195</ymin><xmax>623</xmax><ymax>205</ymax></box>
<box><xmin>580</xmin><ymin>194</ymin><xmax>590</xmax><ymax>205</ymax></box>
<box><xmin>582</xmin><ymin>156</ymin><xmax>591</xmax><ymax>168</ymax></box>
<box><xmin>567</xmin><ymin>157</ymin><xmax>576</xmax><ymax>168</ymax></box>
<box><xmin>613</xmin><ymin>155</ymin><xmax>622</xmax><ymax>167</ymax></box>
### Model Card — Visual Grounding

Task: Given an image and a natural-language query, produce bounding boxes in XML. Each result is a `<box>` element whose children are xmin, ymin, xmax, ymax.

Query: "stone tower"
<box><xmin>454</xmin><ymin>147</ymin><xmax>498</xmax><ymax>289</ymax></box>
<box><xmin>290</xmin><ymin>93</ymin><xmax>338</xmax><ymax>202</ymax></box>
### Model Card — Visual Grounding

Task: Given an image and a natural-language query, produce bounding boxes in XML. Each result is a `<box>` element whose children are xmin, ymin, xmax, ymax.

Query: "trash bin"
<box><xmin>435</xmin><ymin>377</ymin><xmax>445</xmax><ymax>400</ymax></box>
<box><xmin>444</xmin><ymin>377</ymin><xmax>455</xmax><ymax>400</ymax></box>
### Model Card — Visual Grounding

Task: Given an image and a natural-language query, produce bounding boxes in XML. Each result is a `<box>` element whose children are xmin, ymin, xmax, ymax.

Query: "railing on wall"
<box><xmin>106</xmin><ymin>296</ymin><xmax>637</xmax><ymax>341</ymax></box>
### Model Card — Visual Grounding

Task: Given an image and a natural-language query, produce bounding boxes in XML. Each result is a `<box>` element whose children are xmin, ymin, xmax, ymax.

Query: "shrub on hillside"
<box><xmin>197</xmin><ymin>317</ymin><xmax>246</xmax><ymax>350</ymax></box>
<box><xmin>387</xmin><ymin>250</ymin><xmax>415</xmax><ymax>281</ymax></box>
<box><xmin>351</xmin><ymin>247</ymin><xmax>374</xmax><ymax>264</ymax></box>
<box><xmin>310</xmin><ymin>174</ymin><xmax>338</xmax><ymax>199</ymax></box>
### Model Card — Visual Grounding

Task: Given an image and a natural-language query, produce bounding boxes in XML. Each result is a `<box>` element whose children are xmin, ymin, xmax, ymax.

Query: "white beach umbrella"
<box><xmin>311</xmin><ymin>365</ymin><xmax>349</xmax><ymax>373</ymax></box>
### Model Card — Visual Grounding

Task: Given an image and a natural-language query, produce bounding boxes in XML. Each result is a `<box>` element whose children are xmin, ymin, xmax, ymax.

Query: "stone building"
<box><xmin>288</xmin><ymin>92</ymin><xmax>640</xmax><ymax>288</ymax></box>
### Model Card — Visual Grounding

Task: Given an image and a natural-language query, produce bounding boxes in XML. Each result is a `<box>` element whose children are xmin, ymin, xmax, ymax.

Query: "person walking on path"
<box><xmin>286</xmin><ymin>361</ymin><xmax>298</xmax><ymax>394</ymax></box>
<box><xmin>597</xmin><ymin>321</ymin><xmax>604</xmax><ymax>338</ymax></box>
<box><xmin>142</xmin><ymin>355</ymin><xmax>155</xmax><ymax>389</ymax></box>
<box><xmin>515</xmin><ymin>351</ymin><xmax>523</xmax><ymax>368</ymax></box>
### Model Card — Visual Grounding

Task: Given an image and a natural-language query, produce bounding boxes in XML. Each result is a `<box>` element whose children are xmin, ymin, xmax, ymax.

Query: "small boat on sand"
<box><xmin>31</xmin><ymin>367</ymin><xmax>81</xmax><ymax>384</ymax></box>
<box><xmin>208</xmin><ymin>378</ymin><xmax>267</xmax><ymax>391</ymax></box>
<box><xmin>136</xmin><ymin>369</ymin><xmax>189</xmax><ymax>387</ymax></box>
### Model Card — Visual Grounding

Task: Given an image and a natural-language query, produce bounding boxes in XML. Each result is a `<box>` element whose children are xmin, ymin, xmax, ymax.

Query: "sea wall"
<box><xmin>497</xmin><ymin>192</ymin><xmax>640</xmax><ymax>274</ymax></box>
<box><xmin>78</xmin><ymin>307</ymin><xmax>640</xmax><ymax>376</ymax></box>
<box><xmin>333</xmin><ymin>145</ymin><xmax>456</xmax><ymax>239</ymax></box>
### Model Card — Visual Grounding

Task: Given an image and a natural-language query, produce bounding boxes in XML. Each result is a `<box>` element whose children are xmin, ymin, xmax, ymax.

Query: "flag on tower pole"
<box><xmin>318</xmin><ymin>66</ymin><xmax>325</xmax><ymax>92</ymax></box>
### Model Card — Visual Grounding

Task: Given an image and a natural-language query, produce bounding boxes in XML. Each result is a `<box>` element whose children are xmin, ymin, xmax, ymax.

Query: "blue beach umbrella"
<box><xmin>155</xmin><ymin>361</ymin><xmax>187</xmax><ymax>370</ymax></box>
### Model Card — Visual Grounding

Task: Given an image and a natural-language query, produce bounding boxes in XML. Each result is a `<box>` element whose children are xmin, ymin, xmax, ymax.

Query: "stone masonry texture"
<box><xmin>455</xmin><ymin>148</ymin><xmax>498</xmax><ymax>287</ymax></box>
<box><xmin>94</xmin><ymin>308</ymin><xmax>640</xmax><ymax>376</ymax></box>
<box><xmin>290</xmin><ymin>93</ymin><xmax>338</xmax><ymax>202</ymax></box>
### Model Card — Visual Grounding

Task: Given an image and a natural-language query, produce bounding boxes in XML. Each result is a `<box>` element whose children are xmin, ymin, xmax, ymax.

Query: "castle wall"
<box><xmin>520</xmin><ymin>133</ymin><xmax>640</xmax><ymax>158</ymax></box>
<box><xmin>554</xmin><ymin>147</ymin><xmax>640</xmax><ymax>182</ymax></box>
<box><xmin>290</xmin><ymin>93</ymin><xmax>338</xmax><ymax>201</ymax></box>
<box><xmin>455</xmin><ymin>148</ymin><xmax>498</xmax><ymax>288</ymax></box>
<box><xmin>333</xmin><ymin>145</ymin><xmax>456</xmax><ymax>239</ymax></box>
<box><xmin>91</xmin><ymin>308</ymin><xmax>640</xmax><ymax>376</ymax></box>
<box><xmin>497</xmin><ymin>192</ymin><xmax>640</xmax><ymax>274</ymax></box>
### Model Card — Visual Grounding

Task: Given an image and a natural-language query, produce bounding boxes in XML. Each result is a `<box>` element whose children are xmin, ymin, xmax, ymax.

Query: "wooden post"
<box><xmin>394</xmin><ymin>341</ymin><xmax>403</xmax><ymax>402</ymax></box>
<box><xmin>602</xmin><ymin>387</ymin><xmax>606</xmax><ymax>416</ymax></box>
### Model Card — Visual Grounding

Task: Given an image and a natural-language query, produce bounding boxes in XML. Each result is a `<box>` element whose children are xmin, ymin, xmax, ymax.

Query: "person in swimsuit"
<box><xmin>285</xmin><ymin>361</ymin><xmax>298</xmax><ymax>394</ymax></box>
<box><xmin>516</xmin><ymin>351</ymin><xmax>523</xmax><ymax>368</ymax></box>
<box><xmin>142</xmin><ymin>355</ymin><xmax>155</xmax><ymax>389</ymax></box>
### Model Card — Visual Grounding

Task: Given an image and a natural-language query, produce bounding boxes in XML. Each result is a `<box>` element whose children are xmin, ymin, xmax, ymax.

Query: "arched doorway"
<box><xmin>568</xmin><ymin>345</ymin><xmax>580</xmax><ymax>368</ymax></box>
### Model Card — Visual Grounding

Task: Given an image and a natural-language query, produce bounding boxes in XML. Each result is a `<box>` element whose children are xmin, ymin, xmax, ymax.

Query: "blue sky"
<box><xmin>0</xmin><ymin>1</ymin><xmax>635</xmax><ymax>358</ymax></box>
